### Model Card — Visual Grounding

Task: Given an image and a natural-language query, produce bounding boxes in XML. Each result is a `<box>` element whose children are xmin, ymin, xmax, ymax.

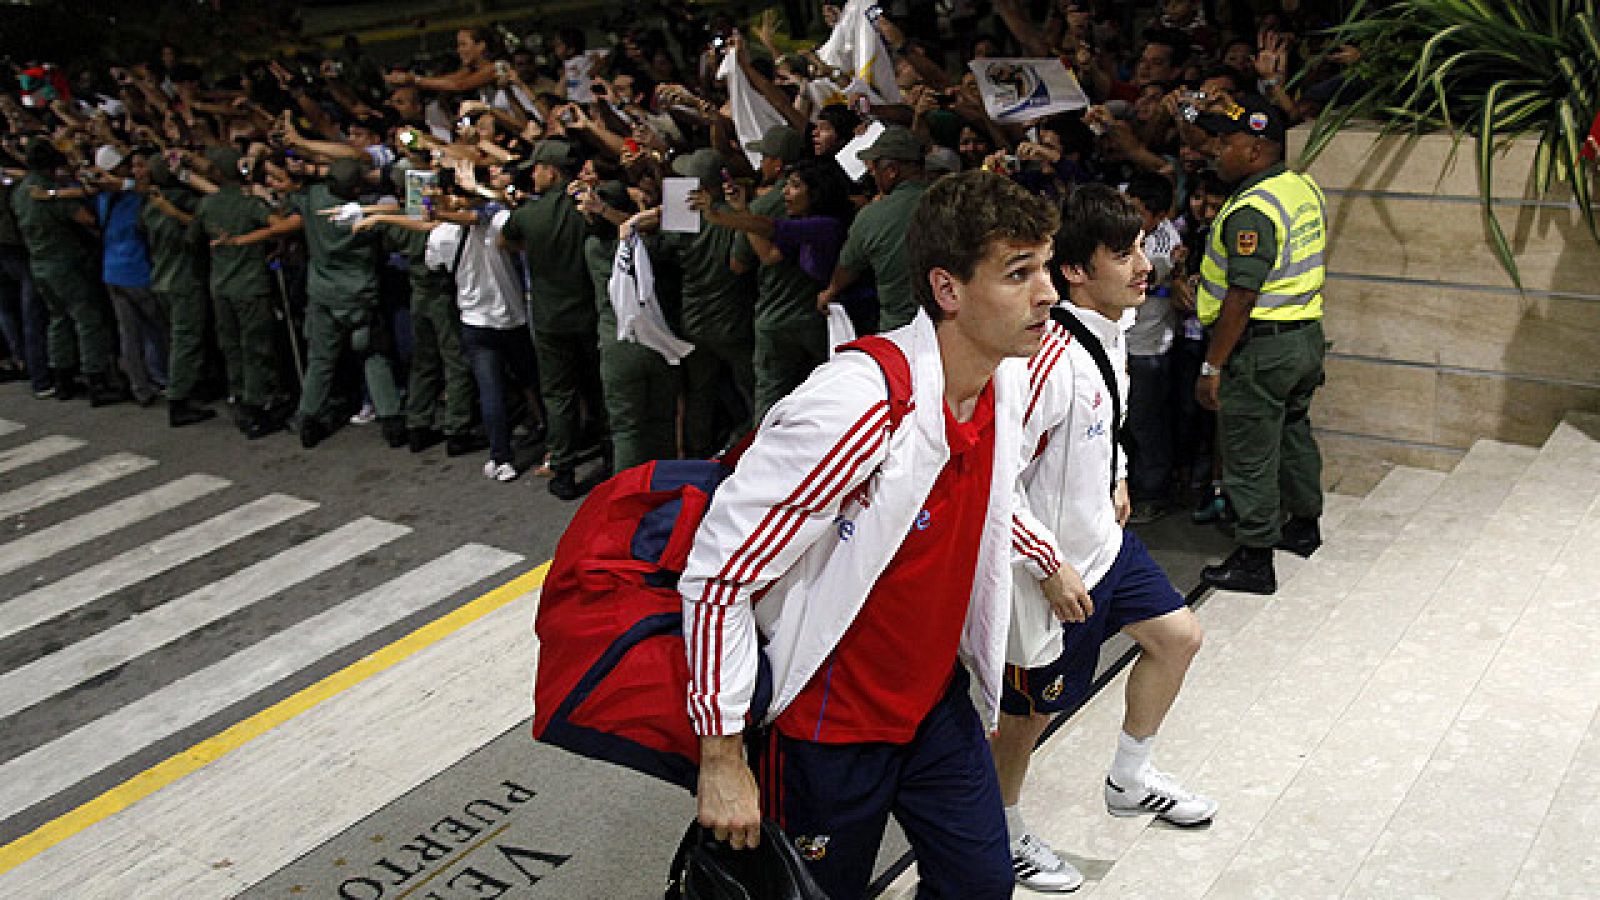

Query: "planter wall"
<box><xmin>1287</xmin><ymin>124</ymin><xmax>1600</xmax><ymax>494</ymax></box>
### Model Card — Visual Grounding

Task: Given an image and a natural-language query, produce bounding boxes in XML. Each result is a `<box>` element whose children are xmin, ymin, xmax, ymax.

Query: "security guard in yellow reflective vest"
<box><xmin>1192</xmin><ymin>94</ymin><xmax>1328</xmax><ymax>595</ymax></box>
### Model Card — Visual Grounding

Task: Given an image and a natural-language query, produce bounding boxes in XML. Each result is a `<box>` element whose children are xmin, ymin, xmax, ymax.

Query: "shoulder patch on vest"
<box><xmin>1235</xmin><ymin>229</ymin><xmax>1259</xmax><ymax>255</ymax></box>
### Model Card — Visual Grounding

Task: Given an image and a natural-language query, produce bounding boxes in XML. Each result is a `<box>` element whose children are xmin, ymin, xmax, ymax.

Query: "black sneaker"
<box><xmin>408</xmin><ymin>427</ymin><xmax>444</xmax><ymax>453</ymax></box>
<box><xmin>1276</xmin><ymin>517</ymin><xmax>1322</xmax><ymax>558</ymax></box>
<box><xmin>1200</xmin><ymin>546</ymin><xmax>1277</xmax><ymax>595</ymax></box>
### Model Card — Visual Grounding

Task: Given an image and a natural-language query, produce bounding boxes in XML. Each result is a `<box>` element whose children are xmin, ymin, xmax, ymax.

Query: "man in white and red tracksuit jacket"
<box><xmin>681</xmin><ymin>171</ymin><xmax>1061</xmax><ymax>899</ymax></box>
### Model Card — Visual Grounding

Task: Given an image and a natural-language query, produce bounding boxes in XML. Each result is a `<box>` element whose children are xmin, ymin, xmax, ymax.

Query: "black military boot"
<box><xmin>87</xmin><ymin>372</ymin><xmax>129</xmax><ymax>407</ymax></box>
<box><xmin>548</xmin><ymin>469</ymin><xmax>586</xmax><ymax>502</ymax></box>
<box><xmin>52</xmin><ymin>367</ymin><xmax>80</xmax><ymax>402</ymax></box>
<box><xmin>299</xmin><ymin>416</ymin><xmax>329</xmax><ymax>449</ymax></box>
<box><xmin>408</xmin><ymin>427</ymin><xmax>443</xmax><ymax>453</ymax></box>
<box><xmin>1201</xmin><ymin>546</ymin><xmax>1277</xmax><ymax>595</ymax></box>
<box><xmin>168</xmin><ymin>399</ymin><xmax>217</xmax><ymax>428</ymax></box>
<box><xmin>446</xmin><ymin>432</ymin><xmax>487</xmax><ymax>457</ymax></box>
<box><xmin>242</xmin><ymin>405</ymin><xmax>283</xmax><ymax>440</ymax></box>
<box><xmin>379</xmin><ymin>416</ymin><xmax>408</xmax><ymax>449</ymax></box>
<box><xmin>1276</xmin><ymin>516</ymin><xmax>1322</xmax><ymax>558</ymax></box>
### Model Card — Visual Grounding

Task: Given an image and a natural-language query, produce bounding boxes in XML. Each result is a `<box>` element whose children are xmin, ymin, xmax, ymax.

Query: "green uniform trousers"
<box><xmin>298</xmin><ymin>301</ymin><xmax>401</xmax><ymax>424</ymax></box>
<box><xmin>30</xmin><ymin>260</ymin><xmax>113</xmax><ymax>375</ymax></box>
<box><xmin>160</xmin><ymin>287</ymin><xmax>208</xmax><ymax>403</ymax></box>
<box><xmin>681</xmin><ymin>336</ymin><xmax>754</xmax><ymax>459</ymax></box>
<box><xmin>406</xmin><ymin>288</ymin><xmax>474</xmax><ymax>435</ymax></box>
<box><xmin>753</xmin><ymin>319</ymin><xmax>828</xmax><ymax>422</ymax></box>
<box><xmin>1218</xmin><ymin>320</ymin><xmax>1327</xmax><ymax>548</ymax></box>
<box><xmin>213</xmin><ymin>292</ymin><xmax>282</xmax><ymax>407</ymax></box>
<box><xmin>600</xmin><ymin>336</ymin><xmax>680</xmax><ymax>471</ymax></box>
<box><xmin>532</xmin><ymin>327</ymin><xmax>606</xmax><ymax>472</ymax></box>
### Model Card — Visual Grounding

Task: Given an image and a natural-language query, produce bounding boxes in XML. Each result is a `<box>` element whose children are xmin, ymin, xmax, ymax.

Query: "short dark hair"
<box><xmin>907</xmin><ymin>171</ymin><xmax>1061</xmax><ymax>322</ymax></box>
<box><xmin>1125</xmin><ymin>172</ymin><xmax>1174</xmax><ymax>219</ymax></box>
<box><xmin>1055</xmin><ymin>183</ymin><xmax>1142</xmax><ymax>274</ymax></box>
<box><xmin>1142</xmin><ymin>27</ymin><xmax>1191</xmax><ymax>69</ymax></box>
<box><xmin>557</xmin><ymin>27</ymin><xmax>586</xmax><ymax>54</ymax></box>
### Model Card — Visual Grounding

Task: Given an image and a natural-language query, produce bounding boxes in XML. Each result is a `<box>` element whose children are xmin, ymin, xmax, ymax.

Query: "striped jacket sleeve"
<box><xmin>680</xmin><ymin>357</ymin><xmax>894</xmax><ymax>737</ymax></box>
<box><xmin>1013</xmin><ymin>318</ymin><xmax>1072</xmax><ymax>581</ymax></box>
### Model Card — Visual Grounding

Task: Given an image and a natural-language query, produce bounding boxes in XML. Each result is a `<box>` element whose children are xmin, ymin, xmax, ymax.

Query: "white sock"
<box><xmin>1005</xmin><ymin>804</ymin><xmax>1027</xmax><ymax>843</ymax></box>
<box><xmin>1111</xmin><ymin>731</ymin><xmax>1155</xmax><ymax>786</ymax></box>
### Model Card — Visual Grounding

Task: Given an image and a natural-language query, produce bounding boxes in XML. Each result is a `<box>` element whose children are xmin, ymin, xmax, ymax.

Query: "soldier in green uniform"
<box><xmin>575</xmin><ymin>181</ymin><xmax>680</xmax><ymax>470</ymax></box>
<box><xmin>1192</xmin><ymin>95</ymin><xmax>1328</xmax><ymax>595</ymax></box>
<box><xmin>659</xmin><ymin>147</ymin><xmax>756</xmax><ymax>458</ymax></box>
<box><xmin>228</xmin><ymin>158</ymin><xmax>403</xmax><ymax>448</ymax></box>
<box><xmin>10</xmin><ymin>140</ymin><xmax>122</xmax><ymax>404</ymax></box>
<box><xmin>0</xmin><ymin>163</ymin><xmax>50</xmax><ymax>394</ymax></box>
<box><xmin>499</xmin><ymin>140</ymin><xmax>608</xmax><ymax>500</ymax></box>
<box><xmin>377</xmin><ymin>219</ymin><xmax>481</xmax><ymax>455</ymax></box>
<box><xmin>190</xmin><ymin>146</ymin><xmax>285</xmax><ymax>437</ymax></box>
<box><xmin>139</xmin><ymin>155</ymin><xmax>216</xmax><ymax>427</ymax></box>
<box><xmin>818</xmin><ymin>126</ymin><xmax>931</xmax><ymax>333</ymax></box>
<box><xmin>728</xmin><ymin>124</ymin><xmax>825</xmax><ymax>419</ymax></box>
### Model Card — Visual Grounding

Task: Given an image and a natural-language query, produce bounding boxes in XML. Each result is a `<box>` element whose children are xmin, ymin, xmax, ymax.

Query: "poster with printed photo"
<box><xmin>404</xmin><ymin>168</ymin><xmax>438</xmax><ymax>219</ymax></box>
<box><xmin>967</xmin><ymin>58</ymin><xmax>1090</xmax><ymax>123</ymax></box>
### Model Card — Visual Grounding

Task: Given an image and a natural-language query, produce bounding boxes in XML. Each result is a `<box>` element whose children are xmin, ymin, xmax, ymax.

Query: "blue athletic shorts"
<box><xmin>753</xmin><ymin>666</ymin><xmax>1013</xmax><ymax>900</ymax></box>
<box><xmin>1001</xmin><ymin>530</ymin><xmax>1186</xmax><ymax>717</ymax></box>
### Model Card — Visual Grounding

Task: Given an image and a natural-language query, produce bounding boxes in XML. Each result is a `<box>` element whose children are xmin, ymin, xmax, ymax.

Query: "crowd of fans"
<box><xmin>0</xmin><ymin>0</ymin><xmax>1353</xmax><ymax>509</ymax></box>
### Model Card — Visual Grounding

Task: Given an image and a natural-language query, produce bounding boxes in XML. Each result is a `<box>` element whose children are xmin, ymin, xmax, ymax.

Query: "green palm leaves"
<box><xmin>1300</xmin><ymin>0</ymin><xmax>1599</xmax><ymax>289</ymax></box>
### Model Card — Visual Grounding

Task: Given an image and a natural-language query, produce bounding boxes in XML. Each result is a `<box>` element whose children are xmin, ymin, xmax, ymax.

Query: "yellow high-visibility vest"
<box><xmin>1198</xmin><ymin>168</ymin><xmax>1327</xmax><ymax>324</ymax></box>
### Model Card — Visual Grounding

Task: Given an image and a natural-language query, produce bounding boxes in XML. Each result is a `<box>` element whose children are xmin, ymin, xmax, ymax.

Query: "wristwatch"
<box><xmin>1200</xmin><ymin>362</ymin><xmax>1221</xmax><ymax>377</ymax></box>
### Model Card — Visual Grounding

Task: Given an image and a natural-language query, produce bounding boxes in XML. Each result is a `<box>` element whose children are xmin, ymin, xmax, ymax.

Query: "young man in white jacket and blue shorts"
<box><xmin>682</xmin><ymin>171</ymin><xmax>1060</xmax><ymax>899</ymax></box>
<box><xmin>996</xmin><ymin>185</ymin><xmax>1217</xmax><ymax>893</ymax></box>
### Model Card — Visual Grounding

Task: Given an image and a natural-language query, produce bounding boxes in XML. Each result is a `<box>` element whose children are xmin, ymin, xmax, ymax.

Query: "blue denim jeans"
<box><xmin>460</xmin><ymin>322</ymin><xmax>538</xmax><ymax>465</ymax></box>
<box><xmin>1126</xmin><ymin>352</ymin><xmax>1174</xmax><ymax>503</ymax></box>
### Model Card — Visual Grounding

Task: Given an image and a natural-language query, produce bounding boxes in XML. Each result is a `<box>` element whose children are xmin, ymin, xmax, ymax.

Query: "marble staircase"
<box><xmin>881</xmin><ymin>412</ymin><xmax>1600</xmax><ymax>899</ymax></box>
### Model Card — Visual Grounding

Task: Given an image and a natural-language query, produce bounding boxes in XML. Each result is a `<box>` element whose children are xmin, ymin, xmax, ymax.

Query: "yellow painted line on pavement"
<box><xmin>0</xmin><ymin>562</ymin><xmax>550</xmax><ymax>876</ymax></box>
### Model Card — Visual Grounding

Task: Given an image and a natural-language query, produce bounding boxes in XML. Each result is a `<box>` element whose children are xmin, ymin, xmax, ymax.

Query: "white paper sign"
<box><xmin>968</xmin><ymin>58</ymin><xmax>1090</xmax><ymax>123</ymax></box>
<box><xmin>836</xmin><ymin>120</ymin><xmax>887</xmax><ymax>183</ymax></box>
<box><xmin>661</xmin><ymin>177</ymin><xmax>701</xmax><ymax>234</ymax></box>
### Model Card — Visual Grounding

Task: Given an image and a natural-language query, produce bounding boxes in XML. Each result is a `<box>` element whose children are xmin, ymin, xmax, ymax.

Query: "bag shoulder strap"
<box><xmin>840</xmin><ymin>334</ymin><xmax>914</xmax><ymax>432</ymax></box>
<box><xmin>1050</xmin><ymin>306</ymin><xmax>1125</xmax><ymax>487</ymax></box>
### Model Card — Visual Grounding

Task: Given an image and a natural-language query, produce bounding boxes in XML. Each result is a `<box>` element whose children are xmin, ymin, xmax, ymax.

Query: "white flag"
<box><xmin>968</xmin><ymin>58</ymin><xmax>1090</xmax><ymax>123</ymax></box>
<box><xmin>817</xmin><ymin>0</ymin><xmax>903</xmax><ymax>105</ymax></box>
<box><xmin>717</xmin><ymin>50</ymin><xmax>787</xmax><ymax>169</ymax></box>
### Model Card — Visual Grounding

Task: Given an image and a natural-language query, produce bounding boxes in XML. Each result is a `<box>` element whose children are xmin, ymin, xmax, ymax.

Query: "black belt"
<box><xmin>1246</xmin><ymin>318</ymin><xmax>1316</xmax><ymax>337</ymax></box>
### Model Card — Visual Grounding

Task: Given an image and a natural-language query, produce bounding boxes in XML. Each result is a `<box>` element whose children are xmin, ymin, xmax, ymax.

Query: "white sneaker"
<box><xmin>1010</xmin><ymin>832</ymin><xmax>1083</xmax><ymax>893</ymax></box>
<box><xmin>1105</xmin><ymin>767</ymin><xmax>1218</xmax><ymax>826</ymax></box>
<box><xmin>482</xmin><ymin>460</ymin><xmax>518</xmax><ymax>482</ymax></box>
<box><xmin>349</xmin><ymin>403</ymin><xmax>376</xmax><ymax>425</ymax></box>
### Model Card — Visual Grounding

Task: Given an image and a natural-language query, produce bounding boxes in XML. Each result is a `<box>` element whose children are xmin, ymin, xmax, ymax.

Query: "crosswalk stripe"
<box><xmin>0</xmin><ymin>419</ymin><xmax>19</xmax><ymax>437</ymax></box>
<box><xmin>0</xmin><ymin>437</ymin><xmax>85</xmax><ymax>476</ymax></box>
<box><xmin>0</xmin><ymin>453</ymin><xmax>155</xmax><ymax>519</ymax></box>
<box><xmin>0</xmin><ymin>543</ymin><xmax>520</xmax><ymax>821</ymax></box>
<box><xmin>0</xmin><ymin>516</ymin><xmax>410</xmax><ymax>721</ymax></box>
<box><xmin>0</xmin><ymin>474</ymin><xmax>231</xmax><ymax>580</ymax></box>
<box><xmin>0</xmin><ymin>494</ymin><xmax>316</xmax><ymax>643</ymax></box>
